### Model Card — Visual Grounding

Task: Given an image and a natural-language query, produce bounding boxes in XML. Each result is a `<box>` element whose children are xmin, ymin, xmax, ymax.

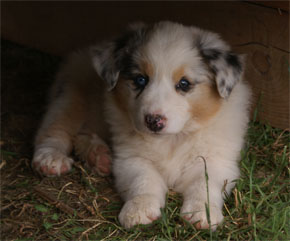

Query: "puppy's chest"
<box><xmin>145</xmin><ymin>137</ymin><xmax>198</xmax><ymax>186</ymax></box>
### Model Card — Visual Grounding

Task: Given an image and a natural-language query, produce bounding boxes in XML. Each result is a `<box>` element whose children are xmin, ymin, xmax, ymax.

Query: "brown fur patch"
<box><xmin>112</xmin><ymin>78</ymin><xmax>131</xmax><ymax>118</ymax></box>
<box><xmin>35</xmin><ymin>90</ymin><xmax>87</xmax><ymax>147</ymax></box>
<box><xmin>140</xmin><ymin>61</ymin><xmax>154</xmax><ymax>78</ymax></box>
<box><xmin>173</xmin><ymin>65</ymin><xmax>186</xmax><ymax>84</ymax></box>
<box><xmin>190</xmin><ymin>83</ymin><xmax>222</xmax><ymax>123</ymax></box>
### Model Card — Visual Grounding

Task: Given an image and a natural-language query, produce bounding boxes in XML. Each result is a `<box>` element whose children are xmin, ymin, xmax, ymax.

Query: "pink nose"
<box><xmin>144</xmin><ymin>114</ymin><xmax>166</xmax><ymax>132</ymax></box>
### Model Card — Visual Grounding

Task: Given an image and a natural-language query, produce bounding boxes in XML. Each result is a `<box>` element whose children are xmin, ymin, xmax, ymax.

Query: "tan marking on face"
<box><xmin>173</xmin><ymin>65</ymin><xmax>186</xmax><ymax>84</ymax></box>
<box><xmin>112</xmin><ymin>78</ymin><xmax>131</xmax><ymax>117</ymax></box>
<box><xmin>140</xmin><ymin>61</ymin><xmax>154</xmax><ymax>78</ymax></box>
<box><xmin>190</xmin><ymin>83</ymin><xmax>222</xmax><ymax>123</ymax></box>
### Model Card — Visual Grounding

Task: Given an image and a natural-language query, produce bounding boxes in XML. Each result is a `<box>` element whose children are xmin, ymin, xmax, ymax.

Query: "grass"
<box><xmin>1</xmin><ymin>39</ymin><xmax>289</xmax><ymax>240</ymax></box>
<box><xmin>2</xmin><ymin>104</ymin><xmax>289</xmax><ymax>241</ymax></box>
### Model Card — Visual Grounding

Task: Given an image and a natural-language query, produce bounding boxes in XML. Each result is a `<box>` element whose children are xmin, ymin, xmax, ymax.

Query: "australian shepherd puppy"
<box><xmin>32</xmin><ymin>21</ymin><xmax>251</xmax><ymax>230</ymax></box>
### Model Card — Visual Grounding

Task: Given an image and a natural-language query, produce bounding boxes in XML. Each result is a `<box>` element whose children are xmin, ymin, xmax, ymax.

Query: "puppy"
<box><xmin>32</xmin><ymin>21</ymin><xmax>251</xmax><ymax>230</ymax></box>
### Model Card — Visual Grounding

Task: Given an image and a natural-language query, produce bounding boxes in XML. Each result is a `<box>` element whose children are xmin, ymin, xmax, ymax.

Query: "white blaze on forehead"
<box><xmin>138</xmin><ymin>22</ymin><xmax>208</xmax><ymax>82</ymax></box>
<box><xmin>145</xmin><ymin>28</ymin><xmax>196</xmax><ymax>72</ymax></box>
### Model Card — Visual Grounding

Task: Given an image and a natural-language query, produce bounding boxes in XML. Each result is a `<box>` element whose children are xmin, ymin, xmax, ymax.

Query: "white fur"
<box><xmin>110</xmin><ymin>81</ymin><xmax>250</xmax><ymax>229</ymax></box>
<box><xmin>32</xmin><ymin>21</ymin><xmax>251</xmax><ymax>230</ymax></box>
<box><xmin>105</xmin><ymin>22</ymin><xmax>250</xmax><ymax>229</ymax></box>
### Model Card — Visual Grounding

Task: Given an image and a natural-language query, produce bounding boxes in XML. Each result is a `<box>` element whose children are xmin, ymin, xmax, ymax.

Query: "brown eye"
<box><xmin>176</xmin><ymin>78</ymin><xmax>191</xmax><ymax>92</ymax></box>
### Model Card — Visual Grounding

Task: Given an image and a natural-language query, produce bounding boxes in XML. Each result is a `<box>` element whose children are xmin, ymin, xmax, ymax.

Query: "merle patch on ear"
<box><xmin>197</xmin><ymin>31</ymin><xmax>244</xmax><ymax>98</ymax></box>
<box><xmin>91</xmin><ymin>24</ymin><xmax>148</xmax><ymax>90</ymax></box>
<box><xmin>225</xmin><ymin>52</ymin><xmax>243</xmax><ymax>73</ymax></box>
<box><xmin>201</xmin><ymin>49</ymin><xmax>222</xmax><ymax>61</ymax></box>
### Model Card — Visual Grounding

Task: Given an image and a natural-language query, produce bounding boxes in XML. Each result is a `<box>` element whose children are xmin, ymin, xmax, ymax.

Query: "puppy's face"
<box><xmin>92</xmin><ymin>22</ymin><xmax>244</xmax><ymax>135</ymax></box>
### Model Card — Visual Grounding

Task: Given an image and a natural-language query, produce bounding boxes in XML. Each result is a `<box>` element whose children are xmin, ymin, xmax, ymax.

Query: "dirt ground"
<box><xmin>1</xmin><ymin>40</ymin><xmax>121</xmax><ymax>240</ymax></box>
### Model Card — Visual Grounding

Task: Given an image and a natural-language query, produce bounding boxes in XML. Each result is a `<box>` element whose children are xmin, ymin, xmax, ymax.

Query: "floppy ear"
<box><xmin>90</xmin><ymin>23</ymin><xmax>148</xmax><ymax>90</ymax></box>
<box><xmin>90</xmin><ymin>43</ymin><xmax>118</xmax><ymax>90</ymax></box>
<box><xmin>196</xmin><ymin>29</ymin><xmax>244</xmax><ymax>98</ymax></box>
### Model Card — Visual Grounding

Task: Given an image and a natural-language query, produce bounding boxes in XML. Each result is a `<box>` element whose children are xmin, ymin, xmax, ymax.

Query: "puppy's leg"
<box><xmin>32</xmin><ymin>94</ymin><xmax>85</xmax><ymax>176</ymax></box>
<box><xmin>179</xmin><ymin>158</ymin><xmax>238</xmax><ymax>231</ymax></box>
<box><xmin>114</xmin><ymin>158</ymin><xmax>167</xmax><ymax>229</ymax></box>
<box><xmin>74</xmin><ymin>132</ymin><xmax>111</xmax><ymax>176</ymax></box>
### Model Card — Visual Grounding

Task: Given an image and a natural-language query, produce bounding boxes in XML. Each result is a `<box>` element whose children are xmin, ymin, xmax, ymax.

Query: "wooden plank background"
<box><xmin>2</xmin><ymin>1</ymin><xmax>289</xmax><ymax>129</ymax></box>
<box><xmin>252</xmin><ymin>1</ymin><xmax>289</xmax><ymax>12</ymax></box>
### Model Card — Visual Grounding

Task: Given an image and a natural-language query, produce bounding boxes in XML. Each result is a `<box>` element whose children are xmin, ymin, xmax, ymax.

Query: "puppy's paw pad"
<box><xmin>119</xmin><ymin>194</ymin><xmax>161</xmax><ymax>229</ymax></box>
<box><xmin>181</xmin><ymin>203</ymin><xmax>223</xmax><ymax>231</ymax></box>
<box><xmin>87</xmin><ymin>145</ymin><xmax>112</xmax><ymax>176</ymax></box>
<box><xmin>32</xmin><ymin>148</ymin><xmax>73</xmax><ymax>177</ymax></box>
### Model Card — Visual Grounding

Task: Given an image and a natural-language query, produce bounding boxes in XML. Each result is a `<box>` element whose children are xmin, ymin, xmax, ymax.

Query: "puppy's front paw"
<box><xmin>87</xmin><ymin>144</ymin><xmax>111</xmax><ymax>176</ymax></box>
<box><xmin>181</xmin><ymin>202</ymin><xmax>223</xmax><ymax>231</ymax></box>
<box><xmin>32</xmin><ymin>148</ymin><xmax>73</xmax><ymax>176</ymax></box>
<box><xmin>119</xmin><ymin>194</ymin><xmax>162</xmax><ymax>229</ymax></box>
<box><xmin>75</xmin><ymin>134</ymin><xmax>112</xmax><ymax>176</ymax></box>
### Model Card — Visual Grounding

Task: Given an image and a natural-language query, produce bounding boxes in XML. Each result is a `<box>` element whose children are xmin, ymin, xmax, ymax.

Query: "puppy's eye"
<box><xmin>176</xmin><ymin>78</ymin><xmax>191</xmax><ymax>92</ymax></box>
<box><xmin>133</xmin><ymin>75</ymin><xmax>149</xmax><ymax>89</ymax></box>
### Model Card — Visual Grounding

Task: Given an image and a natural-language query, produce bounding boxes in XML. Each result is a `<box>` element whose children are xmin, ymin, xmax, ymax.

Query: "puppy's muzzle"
<box><xmin>144</xmin><ymin>114</ymin><xmax>167</xmax><ymax>132</ymax></box>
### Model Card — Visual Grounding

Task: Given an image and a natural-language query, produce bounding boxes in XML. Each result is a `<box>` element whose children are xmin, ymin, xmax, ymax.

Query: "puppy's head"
<box><xmin>91</xmin><ymin>21</ymin><xmax>244</xmax><ymax>135</ymax></box>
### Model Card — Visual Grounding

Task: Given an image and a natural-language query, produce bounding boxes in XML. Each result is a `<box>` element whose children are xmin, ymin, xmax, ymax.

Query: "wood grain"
<box><xmin>251</xmin><ymin>1</ymin><xmax>289</xmax><ymax>12</ymax></box>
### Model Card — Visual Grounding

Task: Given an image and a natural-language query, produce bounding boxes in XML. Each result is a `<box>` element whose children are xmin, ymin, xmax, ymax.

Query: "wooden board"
<box><xmin>252</xmin><ymin>1</ymin><xmax>289</xmax><ymax>12</ymax></box>
<box><xmin>2</xmin><ymin>1</ymin><xmax>289</xmax><ymax>129</ymax></box>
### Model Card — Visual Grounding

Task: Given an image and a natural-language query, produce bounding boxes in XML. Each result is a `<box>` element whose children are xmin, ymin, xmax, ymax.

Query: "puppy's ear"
<box><xmin>90</xmin><ymin>43</ymin><xmax>118</xmax><ymax>90</ymax></box>
<box><xmin>196</xmin><ymin>29</ymin><xmax>244</xmax><ymax>98</ymax></box>
<box><xmin>91</xmin><ymin>23</ymin><xmax>148</xmax><ymax>91</ymax></box>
